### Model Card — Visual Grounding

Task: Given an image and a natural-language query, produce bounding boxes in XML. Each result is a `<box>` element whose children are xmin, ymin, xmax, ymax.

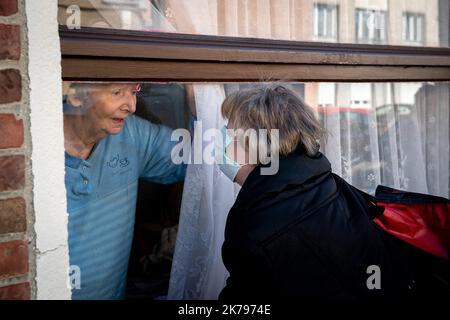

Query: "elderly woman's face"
<box><xmin>83</xmin><ymin>84</ymin><xmax>139</xmax><ymax>137</ymax></box>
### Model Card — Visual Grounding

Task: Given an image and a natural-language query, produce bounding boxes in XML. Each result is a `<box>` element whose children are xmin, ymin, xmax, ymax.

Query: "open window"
<box><xmin>58</xmin><ymin>0</ymin><xmax>450</xmax><ymax>300</ymax></box>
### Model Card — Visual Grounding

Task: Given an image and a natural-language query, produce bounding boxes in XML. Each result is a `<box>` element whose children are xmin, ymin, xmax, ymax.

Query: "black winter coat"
<box><xmin>219</xmin><ymin>150</ymin><xmax>417</xmax><ymax>301</ymax></box>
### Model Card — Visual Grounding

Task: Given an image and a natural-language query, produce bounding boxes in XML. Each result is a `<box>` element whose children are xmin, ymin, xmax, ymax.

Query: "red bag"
<box><xmin>371</xmin><ymin>186</ymin><xmax>449</xmax><ymax>260</ymax></box>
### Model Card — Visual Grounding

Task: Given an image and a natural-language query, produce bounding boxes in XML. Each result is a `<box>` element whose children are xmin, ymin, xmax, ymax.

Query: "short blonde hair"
<box><xmin>221</xmin><ymin>84</ymin><xmax>325</xmax><ymax>157</ymax></box>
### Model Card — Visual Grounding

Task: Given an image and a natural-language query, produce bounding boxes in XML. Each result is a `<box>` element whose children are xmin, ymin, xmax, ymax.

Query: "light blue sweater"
<box><xmin>65</xmin><ymin>115</ymin><xmax>186</xmax><ymax>299</ymax></box>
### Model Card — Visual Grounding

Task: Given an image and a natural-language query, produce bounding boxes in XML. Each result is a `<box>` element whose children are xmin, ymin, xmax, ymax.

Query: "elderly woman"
<box><xmin>216</xmin><ymin>84</ymin><xmax>414</xmax><ymax>301</ymax></box>
<box><xmin>64</xmin><ymin>83</ymin><xmax>187</xmax><ymax>299</ymax></box>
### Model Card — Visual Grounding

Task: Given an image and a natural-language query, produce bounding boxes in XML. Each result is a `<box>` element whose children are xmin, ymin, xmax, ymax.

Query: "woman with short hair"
<box><xmin>217</xmin><ymin>84</ymin><xmax>413</xmax><ymax>301</ymax></box>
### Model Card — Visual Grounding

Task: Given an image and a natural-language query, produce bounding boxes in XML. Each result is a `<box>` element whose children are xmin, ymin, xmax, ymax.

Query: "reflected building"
<box><xmin>58</xmin><ymin>0</ymin><xmax>172</xmax><ymax>31</ymax></box>
<box><xmin>57</xmin><ymin>0</ymin><xmax>448</xmax><ymax>47</ymax></box>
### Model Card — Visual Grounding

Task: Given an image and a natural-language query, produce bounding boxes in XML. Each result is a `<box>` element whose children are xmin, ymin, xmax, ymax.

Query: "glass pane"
<box><xmin>62</xmin><ymin>80</ymin><xmax>449</xmax><ymax>299</ymax></box>
<box><xmin>58</xmin><ymin>0</ymin><xmax>450</xmax><ymax>47</ymax></box>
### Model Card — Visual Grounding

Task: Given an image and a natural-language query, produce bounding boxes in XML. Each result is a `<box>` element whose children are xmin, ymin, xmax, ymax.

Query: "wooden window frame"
<box><xmin>59</xmin><ymin>26</ymin><xmax>450</xmax><ymax>82</ymax></box>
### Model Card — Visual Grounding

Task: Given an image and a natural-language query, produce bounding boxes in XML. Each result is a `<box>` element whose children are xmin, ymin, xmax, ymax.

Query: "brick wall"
<box><xmin>0</xmin><ymin>0</ymin><xmax>35</xmax><ymax>300</ymax></box>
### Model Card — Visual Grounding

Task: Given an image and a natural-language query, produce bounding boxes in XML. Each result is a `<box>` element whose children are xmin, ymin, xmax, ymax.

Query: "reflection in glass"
<box><xmin>355</xmin><ymin>8</ymin><xmax>386</xmax><ymax>44</ymax></box>
<box><xmin>314</xmin><ymin>3</ymin><xmax>338</xmax><ymax>42</ymax></box>
<box><xmin>58</xmin><ymin>0</ymin><xmax>450</xmax><ymax>47</ymax></box>
<box><xmin>403</xmin><ymin>12</ymin><xmax>425</xmax><ymax>44</ymax></box>
<box><xmin>310</xmin><ymin>82</ymin><xmax>449</xmax><ymax>197</ymax></box>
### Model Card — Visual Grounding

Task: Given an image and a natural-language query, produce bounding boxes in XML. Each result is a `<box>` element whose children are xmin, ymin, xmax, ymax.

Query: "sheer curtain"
<box><xmin>167</xmin><ymin>0</ymin><xmax>238</xmax><ymax>300</ymax></box>
<box><xmin>414</xmin><ymin>83</ymin><xmax>449</xmax><ymax>198</ymax></box>
<box><xmin>318</xmin><ymin>82</ymin><xmax>449</xmax><ymax>198</ymax></box>
<box><xmin>168</xmin><ymin>84</ymin><xmax>240</xmax><ymax>299</ymax></box>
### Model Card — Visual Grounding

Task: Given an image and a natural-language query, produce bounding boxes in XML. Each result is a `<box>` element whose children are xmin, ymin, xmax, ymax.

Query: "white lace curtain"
<box><xmin>167</xmin><ymin>0</ymin><xmax>237</xmax><ymax>299</ymax></box>
<box><xmin>320</xmin><ymin>82</ymin><xmax>449</xmax><ymax>198</ymax></box>
<box><xmin>168</xmin><ymin>84</ymin><xmax>239</xmax><ymax>299</ymax></box>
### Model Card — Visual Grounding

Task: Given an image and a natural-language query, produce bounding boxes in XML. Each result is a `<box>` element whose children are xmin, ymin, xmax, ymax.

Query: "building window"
<box><xmin>355</xmin><ymin>9</ymin><xmax>387</xmax><ymax>44</ymax></box>
<box><xmin>314</xmin><ymin>3</ymin><xmax>338</xmax><ymax>41</ymax></box>
<box><xmin>403</xmin><ymin>12</ymin><xmax>425</xmax><ymax>44</ymax></box>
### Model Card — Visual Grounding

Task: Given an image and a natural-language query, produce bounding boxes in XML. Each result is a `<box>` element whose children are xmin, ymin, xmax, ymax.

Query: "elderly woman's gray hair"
<box><xmin>221</xmin><ymin>84</ymin><xmax>325</xmax><ymax>157</ymax></box>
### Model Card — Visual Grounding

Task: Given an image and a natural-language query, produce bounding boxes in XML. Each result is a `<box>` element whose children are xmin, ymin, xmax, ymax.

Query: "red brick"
<box><xmin>0</xmin><ymin>69</ymin><xmax>21</xmax><ymax>104</ymax></box>
<box><xmin>0</xmin><ymin>198</ymin><xmax>26</xmax><ymax>234</ymax></box>
<box><xmin>0</xmin><ymin>240</ymin><xmax>28</xmax><ymax>279</ymax></box>
<box><xmin>0</xmin><ymin>24</ymin><xmax>20</xmax><ymax>60</ymax></box>
<box><xmin>0</xmin><ymin>1</ymin><xmax>18</xmax><ymax>16</ymax></box>
<box><xmin>0</xmin><ymin>114</ymin><xmax>23</xmax><ymax>148</ymax></box>
<box><xmin>0</xmin><ymin>282</ymin><xmax>30</xmax><ymax>300</ymax></box>
<box><xmin>0</xmin><ymin>155</ymin><xmax>25</xmax><ymax>192</ymax></box>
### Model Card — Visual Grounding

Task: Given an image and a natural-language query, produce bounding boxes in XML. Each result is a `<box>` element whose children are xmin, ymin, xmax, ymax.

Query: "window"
<box><xmin>313</xmin><ymin>3</ymin><xmax>338</xmax><ymax>42</ymax></box>
<box><xmin>57</xmin><ymin>0</ymin><xmax>450</xmax><ymax>300</ymax></box>
<box><xmin>62</xmin><ymin>80</ymin><xmax>450</xmax><ymax>300</ymax></box>
<box><xmin>403</xmin><ymin>12</ymin><xmax>425</xmax><ymax>45</ymax></box>
<box><xmin>355</xmin><ymin>9</ymin><xmax>387</xmax><ymax>44</ymax></box>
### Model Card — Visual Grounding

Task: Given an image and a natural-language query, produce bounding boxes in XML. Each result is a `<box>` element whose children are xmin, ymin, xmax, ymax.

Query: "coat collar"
<box><xmin>234</xmin><ymin>150</ymin><xmax>332</xmax><ymax>211</ymax></box>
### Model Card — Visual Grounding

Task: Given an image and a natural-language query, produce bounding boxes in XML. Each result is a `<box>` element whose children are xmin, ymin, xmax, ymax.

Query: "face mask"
<box><xmin>215</xmin><ymin>126</ymin><xmax>242</xmax><ymax>182</ymax></box>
